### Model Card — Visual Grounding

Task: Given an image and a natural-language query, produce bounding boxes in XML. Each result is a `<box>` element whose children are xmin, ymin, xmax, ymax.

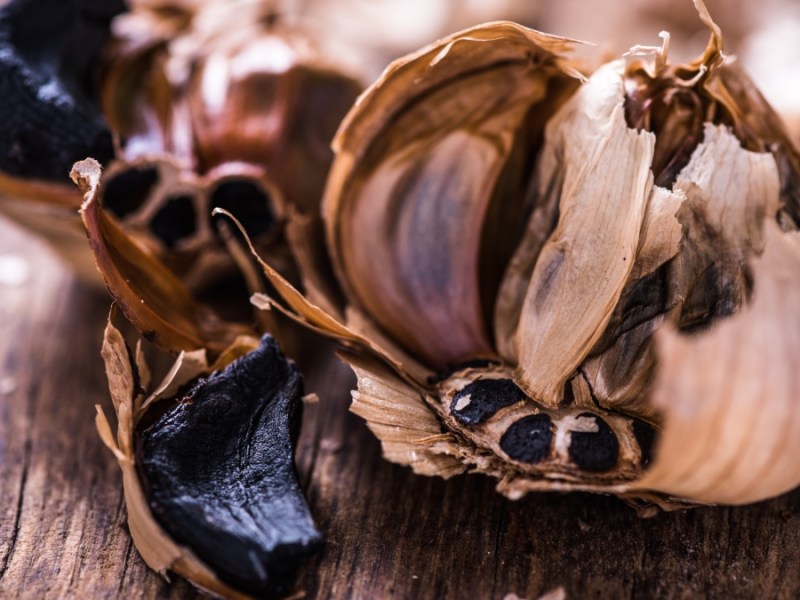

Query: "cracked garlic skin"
<box><xmin>253</xmin><ymin>12</ymin><xmax>800</xmax><ymax>509</ymax></box>
<box><xmin>96</xmin><ymin>0</ymin><xmax>363</xmax><ymax>289</ymax></box>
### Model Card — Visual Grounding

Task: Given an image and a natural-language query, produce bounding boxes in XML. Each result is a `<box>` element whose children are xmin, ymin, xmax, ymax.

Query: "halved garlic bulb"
<box><xmin>251</xmin><ymin>6</ymin><xmax>800</xmax><ymax>509</ymax></box>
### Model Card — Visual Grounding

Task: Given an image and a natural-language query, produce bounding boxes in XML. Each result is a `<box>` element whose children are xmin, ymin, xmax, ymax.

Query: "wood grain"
<box><xmin>1</xmin><ymin>213</ymin><xmax>799</xmax><ymax>600</ymax></box>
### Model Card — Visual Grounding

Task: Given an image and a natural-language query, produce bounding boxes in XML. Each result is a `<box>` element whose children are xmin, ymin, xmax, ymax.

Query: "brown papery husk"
<box><xmin>74</xmin><ymin>158</ymin><xmax>253</xmax><ymax>356</ymax></box>
<box><xmin>582</xmin><ymin>124</ymin><xmax>781</xmax><ymax>418</ymax></box>
<box><xmin>323</xmin><ymin>22</ymin><xmax>582</xmax><ymax>370</ymax></box>
<box><xmin>623</xmin><ymin>1</ymin><xmax>800</xmax><ymax>229</ymax></box>
<box><xmin>578</xmin><ymin>0</ymin><xmax>791</xmax><ymax>417</ymax></box>
<box><xmin>706</xmin><ymin>63</ymin><xmax>800</xmax><ymax>230</ymax></box>
<box><xmin>636</xmin><ymin>224</ymin><xmax>800</xmax><ymax>504</ymax></box>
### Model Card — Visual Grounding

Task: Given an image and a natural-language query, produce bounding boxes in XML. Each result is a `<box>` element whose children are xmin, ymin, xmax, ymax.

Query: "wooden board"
<box><xmin>1</xmin><ymin>213</ymin><xmax>799</xmax><ymax>599</ymax></box>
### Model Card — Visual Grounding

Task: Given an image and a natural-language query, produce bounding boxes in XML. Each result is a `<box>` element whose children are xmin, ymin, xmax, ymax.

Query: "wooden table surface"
<box><xmin>1</xmin><ymin>213</ymin><xmax>799</xmax><ymax>600</ymax></box>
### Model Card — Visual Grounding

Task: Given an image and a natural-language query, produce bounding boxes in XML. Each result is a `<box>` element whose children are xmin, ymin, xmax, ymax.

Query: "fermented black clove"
<box><xmin>0</xmin><ymin>0</ymin><xmax>121</xmax><ymax>182</ymax></box>
<box><xmin>138</xmin><ymin>335</ymin><xmax>322</xmax><ymax>597</ymax></box>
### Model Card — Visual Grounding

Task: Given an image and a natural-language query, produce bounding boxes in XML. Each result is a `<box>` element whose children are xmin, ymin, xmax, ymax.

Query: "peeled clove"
<box><xmin>139</xmin><ymin>335</ymin><xmax>321</xmax><ymax>597</ymax></box>
<box><xmin>98</xmin><ymin>318</ymin><xmax>321</xmax><ymax>599</ymax></box>
<box><xmin>0</xmin><ymin>0</ymin><xmax>122</xmax><ymax>204</ymax></box>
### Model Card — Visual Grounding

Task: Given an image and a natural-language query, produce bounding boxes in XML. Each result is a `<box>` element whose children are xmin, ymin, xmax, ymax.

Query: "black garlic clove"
<box><xmin>450</xmin><ymin>378</ymin><xmax>526</xmax><ymax>425</ymax></box>
<box><xmin>138</xmin><ymin>335</ymin><xmax>322</xmax><ymax>597</ymax></box>
<box><xmin>500</xmin><ymin>414</ymin><xmax>554</xmax><ymax>464</ymax></box>
<box><xmin>568</xmin><ymin>413</ymin><xmax>620</xmax><ymax>472</ymax></box>
<box><xmin>0</xmin><ymin>0</ymin><xmax>122</xmax><ymax>182</ymax></box>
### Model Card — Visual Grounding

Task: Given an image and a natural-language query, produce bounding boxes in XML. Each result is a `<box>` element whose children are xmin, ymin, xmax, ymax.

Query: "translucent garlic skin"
<box><xmin>253</xmin><ymin>13</ymin><xmax>800</xmax><ymax>509</ymax></box>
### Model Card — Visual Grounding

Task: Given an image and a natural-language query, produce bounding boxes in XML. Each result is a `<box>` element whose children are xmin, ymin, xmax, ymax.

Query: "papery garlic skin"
<box><xmin>638</xmin><ymin>224</ymin><xmax>800</xmax><ymax>505</ymax></box>
<box><xmin>511</xmin><ymin>60</ymin><xmax>655</xmax><ymax>406</ymax></box>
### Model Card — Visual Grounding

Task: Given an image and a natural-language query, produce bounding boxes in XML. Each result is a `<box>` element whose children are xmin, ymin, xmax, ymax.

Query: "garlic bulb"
<box><xmin>252</xmin><ymin>6</ymin><xmax>800</xmax><ymax>509</ymax></box>
<box><xmin>97</xmin><ymin>0</ymin><xmax>363</xmax><ymax>289</ymax></box>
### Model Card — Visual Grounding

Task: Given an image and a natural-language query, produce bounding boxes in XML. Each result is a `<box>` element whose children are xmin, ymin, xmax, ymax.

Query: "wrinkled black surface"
<box><xmin>500</xmin><ymin>414</ymin><xmax>553</xmax><ymax>464</ymax></box>
<box><xmin>0</xmin><ymin>0</ymin><xmax>121</xmax><ymax>181</ymax></box>
<box><xmin>450</xmin><ymin>378</ymin><xmax>526</xmax><ymax>425</ymax></box>
<box><xmin>568</xmin><ymin>412</ymin><xmax>619</xmax><ymax>472</ymax></box>
<box><xmin>139</xmin><ymin>335</ymin><xmax>322</xmax><ymax>597</ymax></box>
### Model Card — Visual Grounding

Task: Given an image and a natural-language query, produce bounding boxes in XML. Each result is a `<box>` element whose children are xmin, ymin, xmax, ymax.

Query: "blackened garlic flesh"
<box><xmin>139</xmin><ymin>336</ymin><xmax>321</xmax><ymax>597</ymax></box>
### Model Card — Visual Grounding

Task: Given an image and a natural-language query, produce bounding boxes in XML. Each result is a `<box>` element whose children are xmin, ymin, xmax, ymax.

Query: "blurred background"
<box><xmin>301</xmin><ymin>0</ymin><xmax>800</xmax><ymax>139</ymax></box>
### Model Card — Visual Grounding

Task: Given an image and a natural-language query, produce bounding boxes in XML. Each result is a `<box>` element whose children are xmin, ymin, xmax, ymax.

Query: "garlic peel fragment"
<box><xmin>512</xmin><ymin>60</ymin><xmax>656</xmax><ymax>406</ymax></box>
<box><xmin>76</xmin><ymin>158</ymin><xmax>253</xmax><ymax>355</ymax></box>
<box><xmin>637</xmin><ymin>224</ymin><xmax>800</xmax><ymax>504</ymax></box>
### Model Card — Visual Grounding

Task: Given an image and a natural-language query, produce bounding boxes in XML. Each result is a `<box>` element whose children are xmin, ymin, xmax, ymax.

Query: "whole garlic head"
<box><xmin>252</xmin><ymin>5</ymin><xmax>800</xmax><ymax>510</ymax></box>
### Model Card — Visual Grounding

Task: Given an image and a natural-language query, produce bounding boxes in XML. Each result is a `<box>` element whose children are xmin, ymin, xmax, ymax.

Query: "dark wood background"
<box><xmin>1</xmin><ymin>214</ymin><xmax>799</xmax><ymax>600</ymax></box>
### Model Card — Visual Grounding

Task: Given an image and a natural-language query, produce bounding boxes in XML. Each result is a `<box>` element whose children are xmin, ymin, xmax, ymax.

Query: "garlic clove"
<box><xmin>325</xmin><ymin>22</ymin><xmax>581</xmax><ymax>369</ymax></box>
<box><xmin>139</xmin><ymin>335</ymin><xmax>321</xmax><ymax>596</ymax></box>
<box><xmin>0</xmin><ymin>0</ymin><xmax>120</xmax><ymax>205</ymax></box>
<box><xmin>98</xmin><ymin>317</ymin><xmax>318</xmax><ymax>598</ymax></box>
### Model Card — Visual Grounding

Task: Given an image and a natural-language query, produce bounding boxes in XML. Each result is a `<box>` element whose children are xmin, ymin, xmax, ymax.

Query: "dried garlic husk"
<box><xmin>97</xmin><ymin>0</ymin><xmax>363</xmax><ymax>290</ymax></box>
<box><xmin>250</xmin><ymin>7</ymin><xmax>800</xmax><ymax>509</ymax></box>
<box><xmin>74</xmin><ymin>158</ymin><xmax>255</xmax><ymax>354</ymax></box>
<box><xmin>97</xmin><ymin>315</ymin><xmax>320</xmax><ymax>599</ymax></box>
